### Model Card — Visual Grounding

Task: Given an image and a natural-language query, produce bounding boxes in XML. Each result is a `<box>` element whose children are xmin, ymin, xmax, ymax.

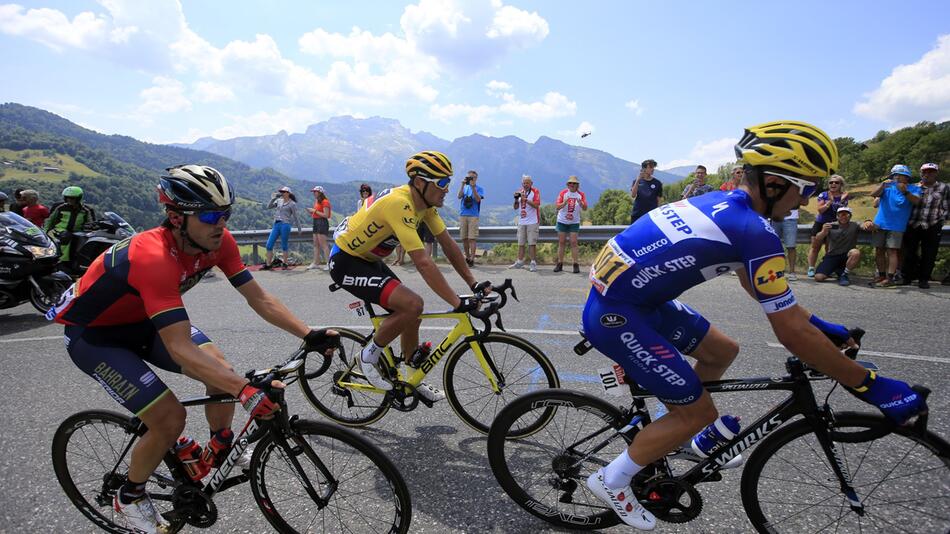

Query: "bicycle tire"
<box><xmin>52</xmin><ymin>410</ymin><xmax>185</xmax><ymax>533</ymax></box>
<box><xmin>443</xmin><ymin>332</ymin><xmax>559</xmax><ymax>437</ymax></box>
<box><xmin>250</xmin><ymin>419</ymin><xmax>412</xmax><ymax>534</ymax></box>
<box><xmin>298</xmin><ymin>327</ymin><xmax>391</xmax><ymax>427</ymax></box>
<box><xmin>741</xmin><ymin>411</ymin><xmax>950</xmax><ymax>533</ymax></box>
<box><xmin>487</xmin><ymin>389</ymin><xmax>627</xmax><ymax>530</ymax></box>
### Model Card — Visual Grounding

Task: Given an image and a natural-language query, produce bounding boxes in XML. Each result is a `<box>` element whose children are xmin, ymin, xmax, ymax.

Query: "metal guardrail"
<box><xmin>233</xmin><ymin>224</ymin><xmax>950</xmax><ymax>264</ymax></box>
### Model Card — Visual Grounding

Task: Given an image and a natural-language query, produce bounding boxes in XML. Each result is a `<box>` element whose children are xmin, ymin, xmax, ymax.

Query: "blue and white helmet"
<box><xmin>889</xmin><ymin>164</ymin><xmax>912</xmax><ymax>178</ymax></box>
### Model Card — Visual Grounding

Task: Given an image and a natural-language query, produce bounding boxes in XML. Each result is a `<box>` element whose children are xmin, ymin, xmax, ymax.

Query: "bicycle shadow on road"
<box><xmin>357</xmin><ymin>423</ymin><xmax>555</xmax><ymax>532</ymax></box>
<box><xmin>0</xmin><ymin>310</ymin><xmax>52</xmax><ymax>337</ymax></box>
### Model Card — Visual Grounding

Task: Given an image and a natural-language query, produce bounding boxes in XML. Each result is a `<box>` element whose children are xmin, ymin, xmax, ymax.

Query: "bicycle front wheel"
<box><xmin>741</xmin><ymin>412</ymin><xmax>950</xmax><ymax>533</ymax></box>
<box><xmin>250</xmin><ymin>419</ymin><xmax>412</xmax><ymax>534</ymax></box>
<box><xmin>443</xmin><ymin>332</ymin><xmax>559</xmax><ymax>436</ymax></box>
<box><xmin>298</xmin><ymin>327</ymin><xmax>390</xmax><ymax>427</ymax></box>
<box><xmin>52</xmin><ymin>410</ymin><xmax>184</xmax><ymax>533</ymax></box>
<box><xmin>487</xmin><ymin>389</ymin><xmax>627</xmax><ymax>530</ymax></box>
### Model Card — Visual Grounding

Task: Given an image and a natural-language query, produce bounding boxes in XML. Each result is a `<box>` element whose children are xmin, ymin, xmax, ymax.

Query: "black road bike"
<box><xmin>487</xmin><ymin>331</ymin><xmax>949</xmax><ymax>533</ymax></box>
<box><xmin>53</xmin><ymin>347</ymin><xmax>412</xmax><ymax>533</ymax></box>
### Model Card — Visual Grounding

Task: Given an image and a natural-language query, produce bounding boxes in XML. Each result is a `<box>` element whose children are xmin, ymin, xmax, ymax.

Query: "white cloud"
<box><xmin>192</xmin><ymin>81</ymin><xmax>235</xmax><ymax>103</ymax></box>
<box><xmin>430</xmin><ymin>83</ymin><xmax>575</xmax><ymax>124</ymax></box>
<box><xmin>136</xmin><ymin>76</ymin><xmax>191</xmax><ymax>115</ymax></box>
<box><xmin>854</xmin><ymin>34</ymin><xmax>950</xmax><ymax>125</ymax></box>
<box><xmin>625</xmin><ymin>99</ymin><xmax>644</xmax><ymax>116</ymax></box>
<box><xmin>664</xmin><ymin>137</ymin><xmax>738</xmax><ymax>170</ymax></box>
<box><xmin>401</xmin><ymin>0</ymin><xmax>548</xmax><ymax>72</ymax></box>
<box><xmin>0</xmin><ymin>4</ymin><xmax>110</xmax><ymax>51</ymax></box>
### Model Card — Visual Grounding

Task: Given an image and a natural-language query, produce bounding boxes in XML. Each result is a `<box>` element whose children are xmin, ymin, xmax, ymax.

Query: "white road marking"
<box><xmin>313</xmin><ymin>324</ymin><xmax>581</xmax><ymax>336</ymax></box>
<box><xmin>0</xmin><ymin>335</ymin><xmax>62</xmax><ymax>343</ymax></box>
<box><xmin>766</xmin><ymin>342</ymin><xmax>947</xmax><ymax>364</ymax></box>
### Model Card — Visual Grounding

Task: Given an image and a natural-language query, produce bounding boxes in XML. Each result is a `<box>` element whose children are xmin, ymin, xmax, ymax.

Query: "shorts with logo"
<box><xmin>459</xmin><ymin>216</ymin><xmax>479</xmax><ymax>240</ymax></box>
<box><xmin>64</xmin><ymin>321</ymin><xmax>212</xmax><ymax>416</ymax></box>
<box><xmin>582</xmin><ymin>289</ymin><xmax>710</xmax><ymax>406</ymax></box>
<box><xmin>517</xmin><ymin>223</ymin><xmax>540</xmax><ymax>245</ymax></box>
<box><xmin>328</xmin><ymin>249</ymin><xmax>401</xmax><ymax>308</ymax></box>
<box><xmin>870</xmin><ymin>229</ymin><xmax>903</xmax><ymax>249</ymax></box>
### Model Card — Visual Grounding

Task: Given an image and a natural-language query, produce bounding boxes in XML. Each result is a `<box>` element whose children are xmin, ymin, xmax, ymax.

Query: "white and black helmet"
<box><xmin>158</xmin><ymin>165</ymin><xmax>234</xmax><ymax>211</ymax></box>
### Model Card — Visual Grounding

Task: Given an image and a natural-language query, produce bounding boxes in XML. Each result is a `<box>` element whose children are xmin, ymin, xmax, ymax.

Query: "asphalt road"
<box><xmin>1</xmin><ymin>264</ymin><xmax>948</xmax><ymax>533</ymax></box>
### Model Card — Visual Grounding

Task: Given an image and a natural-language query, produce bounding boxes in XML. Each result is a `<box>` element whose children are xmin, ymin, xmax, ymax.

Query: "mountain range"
<box><xmin>174</xmin><ymin>116</ymin><xmax>680</xmax><ymax>210</ymax></box>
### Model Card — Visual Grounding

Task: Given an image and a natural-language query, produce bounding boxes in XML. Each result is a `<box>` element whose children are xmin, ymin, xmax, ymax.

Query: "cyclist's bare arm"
<box><xmin>236</xmin><ymin>278</ymin><xmax>310</xmax><ymax>338</ymax></box>
<box><xmin>767</xmin><ymin>304</ymin><xmax>866</xmax><ymax>388</ymax></box>
<box><xmin>434</xmin><ymin>230</ymin><xmax>478</xmax><ymax>289</ymax></box>
<box><xmin>158</xmin><ymin>321</ymin><xmax>246</xmax><ymax>396</ymax></box>
<box><xmin>409</xmin><ymin>248</ymin><xmax>462</xmax><ymax>308</ymax></box>
<box><xmin>736</xmin><ymin>267</ymin><xmax>756</xmax><ymax>298</ymax></box>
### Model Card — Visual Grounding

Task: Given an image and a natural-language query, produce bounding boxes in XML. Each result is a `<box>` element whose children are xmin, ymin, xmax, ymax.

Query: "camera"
<box><xmin>831</xmin><ymin>223</ymin><xmax>840</xmax><ymax>230</ymax></box>
<box><xmin>463</xmin><ymin>176</ymin><xmax>472</xmax><ymax>184</ymax></box>
<box><xmin>514</xmin><ymin>192</ymin><xmax>522</xmax><ymax>199</ymax></box>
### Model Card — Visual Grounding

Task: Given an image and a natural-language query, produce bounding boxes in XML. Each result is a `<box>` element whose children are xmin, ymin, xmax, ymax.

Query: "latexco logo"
<box><xmin>599</xmin><ymin>313</ymin><xmax>627</xmax><ymax>328</ymax></box>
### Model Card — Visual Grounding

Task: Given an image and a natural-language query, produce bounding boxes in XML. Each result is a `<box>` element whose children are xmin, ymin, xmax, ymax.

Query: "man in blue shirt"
<box><xmin>457</xmin><ymin>170</ymin><xmax>484</xmax><ymax>266</ymax></box>
<box><xmin>862</xmin><ymin>164</ymin><xmax>921</xmax><ymax>288</ymax></box>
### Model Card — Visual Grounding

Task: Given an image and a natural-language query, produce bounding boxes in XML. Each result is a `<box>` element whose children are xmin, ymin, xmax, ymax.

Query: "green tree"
<box><xmin>590</xmin><ymin>189</ymin><xmax>633</xmax><ymax>225</ymax></box>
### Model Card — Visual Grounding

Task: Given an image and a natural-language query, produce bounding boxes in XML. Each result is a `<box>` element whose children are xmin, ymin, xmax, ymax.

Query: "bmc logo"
<box><xmin>600</xmin><ymin>314</ymin><xmax>627</xmax><ymax>328</ymax></box>
<box><xmin>342</xmin><ymin>275</ymin><xmax>389</xmax><ymax>288</ymax></box>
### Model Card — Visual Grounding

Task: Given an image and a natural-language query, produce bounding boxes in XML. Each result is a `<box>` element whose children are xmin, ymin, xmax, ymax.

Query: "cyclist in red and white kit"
<box><xmin>53</xmin><ymin>165</ymin><xmax>338</xmax><ymax>533</ymax></box>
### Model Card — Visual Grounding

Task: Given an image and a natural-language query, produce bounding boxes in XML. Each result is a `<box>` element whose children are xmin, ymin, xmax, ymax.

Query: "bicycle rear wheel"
<box><xmin>741</xmin><ymin>412</ymin><xmax>950</xmax><ymax>533</ymax></box>
<box><xmin>298</xmin><ymin>327</ymin><xmax>390</xmax><ymax>427</ymax></box>
<box><xmin>250</xmin><ymin>419</ymin><xmax>412</xmax><ymax>534</ymax></box>
<box><xmin>443</xmin><ymin>332</ymin><xmax>559</xmax><ymax>436</ymax></box>
<box><xmin>52</xmin><ymin>410</ymin><xmax>184</xmax><ymax>533</ymax></box>
<box><xmin>487</xmin><ymin>389</ymin><xmax>628</xmax><ymax>530</ymax></box>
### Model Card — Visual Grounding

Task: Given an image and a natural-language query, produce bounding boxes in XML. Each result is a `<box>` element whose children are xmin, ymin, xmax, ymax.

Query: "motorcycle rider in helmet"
<box><xmin>45</xmin><ymin>186</ymin><xmax>96</xmax><ymax>263</ymax></box>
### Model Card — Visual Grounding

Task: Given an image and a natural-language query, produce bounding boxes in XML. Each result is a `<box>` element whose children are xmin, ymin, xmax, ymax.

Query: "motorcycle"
<box><xmin>0</xmin><ymin>212</ymin><xmax>73</xmax><ymax>314</ymax></box>
<box><xmin>56</xmin><ymin>211</ymin><xmax>135</xmax><ymax>277</ymax></box>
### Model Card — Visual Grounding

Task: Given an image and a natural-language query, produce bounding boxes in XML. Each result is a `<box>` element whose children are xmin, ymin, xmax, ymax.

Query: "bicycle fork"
<box><xmin>811</xmin><ymin>407</ymin><xmax>866</xmax><ymax>515</ymax></box>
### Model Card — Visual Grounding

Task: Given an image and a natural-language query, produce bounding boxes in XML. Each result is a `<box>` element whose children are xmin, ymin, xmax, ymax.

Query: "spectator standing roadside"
<box><xmin>771</xmin><ymin>208</ymin><xmax>800</xmax><ymax>280</ymax></box>
<box><xmin>900</xmin><ymin>163</ymin><xmax>948</xmax><ymax>289</ymax></box>
<box><xmin>554</xmin><ymin>175</ymin><xmax>588</xmax><ymax>273</ymax></box>
<box><xmin>681</xmin><ymin>165</ymin><xmax>715</xmax><ymax>199</ymax></box>
<box><xmin>813</xmin><ymin>207</ymin><xmax>865</xmax><ymax>286</ymax></box>
<box><xmin>306</xmin><ymin>186</ymin><xmax>332</xmax><ymax>271</ymax></box>
<box><xmin>357</xmin><ymin>183</ymin><xmax>373</xmax><ymax>210</ymax></box>
<box><xmin>807</xmin><ymin>175</ymin><xmax>849</xmax><ymax>277</ymax></box>
<box><xmin>629</xmin><ymin>159</ymin><xmax>663</xmax><ymax>224</ymax></box>
<box><xmin>720</xmin><ymin>165</ymin><xmax>743</xmax><ymax>191</ymax></box>
<box><xmin>19</xmin><ymin>189</ymin><xmax>50</xmax><ymax>227</ymax></box>
<box><xmin>510</xmin><ymin>174</ymin><xmax>541</xmax><ymax>272</ymax></box>
<box><xmin>863</xmin><ymin>164</ymin><xmax>920</xmax><ymax>288</ymax></box>
<box><xmin>10</xmin><ymin>189</ymin><xmax>25</xmax><ymax>216</ymax></box>
<box><xmin>263</xmin><ymin>186</ymin><xmax>302</xmax><ymax>270</ymax></box>
<box><xmin>457</xmin><ymin>170</ymin><xmax>484</xmax><ymax>266</ymax></box>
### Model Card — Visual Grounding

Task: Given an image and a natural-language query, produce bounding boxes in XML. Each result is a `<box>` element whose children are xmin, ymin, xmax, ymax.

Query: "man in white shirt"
<box><xmin>510</xmin><ymin>174</ymin><xmax>541</xmax><ymax>272</ymax></box>
<box><xmin>554</xmin><ymin>175</ymin><xmax>588</xmax><ymax>273</ymax></box>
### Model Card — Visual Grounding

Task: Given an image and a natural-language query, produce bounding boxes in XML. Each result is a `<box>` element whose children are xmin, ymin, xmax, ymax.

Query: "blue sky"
<box><xmin>2</xmin><ymin>0</ymin><xmax>948</xmax><ymax>171</ymax></box>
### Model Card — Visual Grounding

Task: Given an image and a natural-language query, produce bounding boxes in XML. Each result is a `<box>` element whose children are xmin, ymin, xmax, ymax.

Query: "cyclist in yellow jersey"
<box><xmin>329</xmin><ymin>151</ymin><xmax>489</xmax><ymax>397</ymax></box>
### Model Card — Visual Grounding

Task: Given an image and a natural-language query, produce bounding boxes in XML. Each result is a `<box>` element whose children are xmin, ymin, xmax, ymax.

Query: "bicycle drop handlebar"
<box><xmin>468</xmin><ymin>278</ymin><xmax>517</xmax><ymax>339</ymax></box>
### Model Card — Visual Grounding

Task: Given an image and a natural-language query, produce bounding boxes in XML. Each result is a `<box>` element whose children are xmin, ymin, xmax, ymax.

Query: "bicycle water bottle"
<box><xmin>409</xmin><ymin>341</ymin><xmax>433</xmax><ymax>368</ymax></box>
<box><xmin>174</xmin><ymin>436</ymin><xmax>210</xmax><ymax>481</ymax></box>
<box><xmin>691</xmin><ymin>415</ymin><xmax>741</xmax><ymax>458</ymax></box>
<box><xmin>200</xmin><ymin>428</ymin><xmax>234</xmax><ymax>470</ymax></box>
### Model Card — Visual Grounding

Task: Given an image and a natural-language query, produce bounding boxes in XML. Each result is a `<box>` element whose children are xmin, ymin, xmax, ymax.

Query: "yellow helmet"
<box><xmin>406</xmin><ymin>151</ymin><xmax>453</xmax><ymax>180</ymax></box>
<box><xmin>734</xmin><ymin>121</ymin><xmax>839</xmax><ymax>180</ymax></box>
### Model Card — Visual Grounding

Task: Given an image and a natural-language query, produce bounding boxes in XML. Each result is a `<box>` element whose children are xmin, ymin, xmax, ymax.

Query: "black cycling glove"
<box><xmin>454</xmin><ymin>296</ymin><xmax>479</xmax><ymax>313</ymax></box>
<box><xmin>471</xmin><ymin>280</ymin><xmax>491</xmax><ymax>294</ymax></box>
<box><xmin>304</xmin><ymin>328</ymin><xmax>341</xmax><ymax>355</ymax></box>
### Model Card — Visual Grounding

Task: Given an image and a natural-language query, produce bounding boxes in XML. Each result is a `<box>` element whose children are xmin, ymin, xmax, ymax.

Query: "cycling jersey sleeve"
<box><xmin>741</xmin><ymin>214</ymin><xmax>797</xmax><ymax>314</ymax></box>
<box><xmin>129</xmin><ymin>254</ymin><xmax>189</xmax><ymax>330</ymax></box>
<box><xmin>216</xmin><ymin>230</ymin><xmax>253</xmax><ymax>288</ymax></box>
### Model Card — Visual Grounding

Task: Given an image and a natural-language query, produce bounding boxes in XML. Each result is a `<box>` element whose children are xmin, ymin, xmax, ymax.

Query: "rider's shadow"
<box><xmin>359</xmin><ymin>425</ymin><xmax>559</xmax><ymax>532</ymax></box>
<box><xmin>0</xmin><ymin>310</ymin><xmax>54</xmax><ymax>336</ymax></box>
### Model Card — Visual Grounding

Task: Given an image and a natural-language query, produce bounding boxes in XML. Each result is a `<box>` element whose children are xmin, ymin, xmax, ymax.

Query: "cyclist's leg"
<box><xmin>652</xmin><ymin>299</ymin><xmax>738</xmax><ymax>382</ymax></box>
<box><xmin>582</xmin><ymin>294</ymin><xmax>716</xmax><ymax>467</ymax></box>
<box><xmin>380</xmin><ymin>285</ymin><xmax>424</xmax><ymax>361</ymax></box>
<box><xmin>146</xmin><ymin>325</ymin><xmax>235</xmax><ymax>433</ymax></box>
<box><xmin>65</xmin><ymin>325</ymin><xmax>187</xmax><ymax>483</ymax></box>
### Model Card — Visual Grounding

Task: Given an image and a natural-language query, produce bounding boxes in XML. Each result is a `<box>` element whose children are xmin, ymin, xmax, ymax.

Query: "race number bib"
<box><xmin>589</xmin><ymin>238</ymin><xmax>634</xmax><ymax>296</ymax></box>
<box><xmin>347</xmin><ymin>300</ymin><xmax>367</xmax><ymax>318</ymax></box>
<box><xmin>598</xmin><ymin>364</ymin><xmax>626</xmax><ymax>396</ymax></box>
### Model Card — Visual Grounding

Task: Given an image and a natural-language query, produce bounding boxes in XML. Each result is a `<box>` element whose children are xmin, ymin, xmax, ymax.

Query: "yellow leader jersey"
<box><xmin>333</xmin><ymin>185</ymin><xmax>447</xmax><ymax>260</ymax></box>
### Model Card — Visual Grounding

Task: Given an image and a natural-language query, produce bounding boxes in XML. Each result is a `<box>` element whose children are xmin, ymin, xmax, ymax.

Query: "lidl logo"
<box><xmin>753</xmin><ymin>256</ymin><xmax>788</xmax><ymax>297</ymax></box>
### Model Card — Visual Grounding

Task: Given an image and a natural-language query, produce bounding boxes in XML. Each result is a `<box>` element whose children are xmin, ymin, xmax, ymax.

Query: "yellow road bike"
<box><xmin>299</xmin><ymin>279</ymin><xmax>560</xmax><ymax>437</ymax></box>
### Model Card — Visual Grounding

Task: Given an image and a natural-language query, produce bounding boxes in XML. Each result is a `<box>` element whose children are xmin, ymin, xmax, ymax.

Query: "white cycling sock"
<box><xmin>360</xmin><ymin>339</ymin><xmax>384</xmax><ymax>364</ymax></box>
<box><xmin>603</xmin><ymin>450</ymin><xmax>644</xmax><ymax>489</ymax></box>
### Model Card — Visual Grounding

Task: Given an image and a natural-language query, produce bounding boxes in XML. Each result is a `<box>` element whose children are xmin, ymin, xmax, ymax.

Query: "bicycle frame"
<box><xmin>338</xmin><ymin>304</ymin><xmax>502</xmax><ymax>395</ymax></box>
<box><xmin>597</xmin><ymin>357</ymin><xmax>869</xmax><ymax>513</ymax></box>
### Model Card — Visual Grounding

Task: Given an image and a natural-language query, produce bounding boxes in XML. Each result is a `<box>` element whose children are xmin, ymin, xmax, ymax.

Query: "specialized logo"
<box><xmin>752</xmin><ymin>255</ymin><xmax>788</xmax><ymax>297</ymax></box>
<box><xmin>600</xmin><ymin>313</ymin><xmax>627</xmax><ymax>328</ymax></box>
